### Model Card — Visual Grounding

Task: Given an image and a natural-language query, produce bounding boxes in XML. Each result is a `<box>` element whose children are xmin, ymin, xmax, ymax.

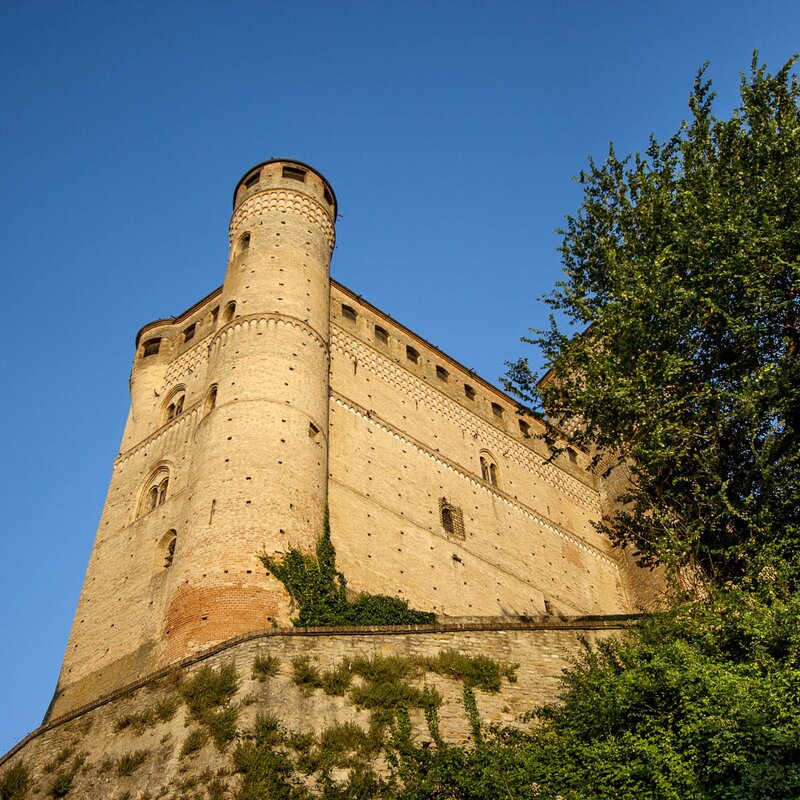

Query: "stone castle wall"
<box><xmin>2</xmin><ymin>619</ymin><xmax>635</xmax><ymax>797</ymax></box>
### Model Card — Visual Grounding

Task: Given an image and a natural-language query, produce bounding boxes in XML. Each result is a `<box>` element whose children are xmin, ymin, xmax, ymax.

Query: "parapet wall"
<box><xmin>3</xmin><ymin>618</ymin><xmax>636</xmax><ymax>797</ymax></box>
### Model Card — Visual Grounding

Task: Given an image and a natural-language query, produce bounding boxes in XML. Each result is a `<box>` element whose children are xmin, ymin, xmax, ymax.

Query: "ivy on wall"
<box><xmin>261</xmin><ymin>509</ymin><xmax>436</xmax><ymax>627</ymax></box>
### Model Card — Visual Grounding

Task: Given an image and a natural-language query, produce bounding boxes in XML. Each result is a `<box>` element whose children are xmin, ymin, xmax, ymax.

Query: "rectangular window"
<box><xmin>406</xmin><ymin>345</ymin><xmax>420</xmax><ymax>364</ymax></box>
<box><xmin>491</xmin><ymin>402</ymin><xmax>504</xmax><ymax>418</ymax></box>
<box><xmin>519</xmin><ymin>419</ymin><xmax>530</xmax><ymax>436</ymax></box>
<box><xmin>436</xmin><ymin>365</ymin><xmax>449</xmax><ymax>382</ymax></box>
<box><xmin>341</xmin><ymin>304</ymin><xmax>357</xmax><ymax>322</ymax></box>
<box><xmin>375</xmin><ymin>325</ymin><xmax>389</xmax><ymax>344</ymax></box>
<box><xmin>142</xmin><ymin>338</ymin><xmax>161</xmax><ymax>358</ymax></box>
<box><xmin>183</xmin><ymin>323</ymin><xmax>196</xmax><ymax>343</ymax></box>
<box><xmin>282</xmin><ymin>166</ymin><xmax>306</xmax><ymax>182</ymax></box>
<box><xmin>464</xmin><ymin>384</ymin><xmax>476</xmax><ymax>400</ymax></box>
<box><xmin>243</xmin><ymin>171</ymin><xmax>260</xmax><ymax>188</ymax></box>
<box><xmin>323</xmin><ymin>187</ymin><xmax>333</xmax><ymax>206</ymax></box>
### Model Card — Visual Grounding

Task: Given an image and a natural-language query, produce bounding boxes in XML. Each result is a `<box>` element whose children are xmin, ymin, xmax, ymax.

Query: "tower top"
<box><xmin>232</xmin><ymin>158</ymin><xmax>337</xmax><ymax>220</ymax></box>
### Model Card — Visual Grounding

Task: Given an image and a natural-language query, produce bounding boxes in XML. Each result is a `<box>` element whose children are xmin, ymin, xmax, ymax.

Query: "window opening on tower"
<box><xmin>341</xmin><ymin>304</ymin><xmax>357</xmax><ymax>322</ymax></box>
<box><xmin>282</xmin><ymin>165</ymin><xmax>306</xmax><ymax>182</ymax></box>
<box><xmin>243</xmin><ymin>170</ymin><xmax>260</xmax><ymax>188</ymax></box>
<box><xmin>182</xmin><ymin>323</ymin><xmax>196</xmax><ymax>343</ymax></box>
<box><xmin>224</xmin><ymin>302</ymin><xmax>236</xmax><ymax>323</ymax></box>
<box><xmin>142</xmin><ymin>338</ymin><xmax>161</xmax><ymax>358</ymax></box>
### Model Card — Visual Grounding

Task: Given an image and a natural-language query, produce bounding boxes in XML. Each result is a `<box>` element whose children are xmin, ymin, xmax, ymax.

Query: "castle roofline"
<box><xmin>133</xmin><ymin>278</ymin><xmax>583</xmax><ymax>447</ymax></box>
<box><xmin>134</xmin><ymin>285</ymin><xmax>223</xmax><ymax>347</ymax></box>
<box><xmin>232</xmin><ymin>158</ymin><xmax>338</xmax><ymax>218</ymax></box>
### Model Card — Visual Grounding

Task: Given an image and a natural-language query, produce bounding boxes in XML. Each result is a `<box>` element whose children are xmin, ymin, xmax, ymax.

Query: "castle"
<box><xmin>40</xmin><ymin>159</ymin><xmax>656</xmax><ymax>724</ymax></box>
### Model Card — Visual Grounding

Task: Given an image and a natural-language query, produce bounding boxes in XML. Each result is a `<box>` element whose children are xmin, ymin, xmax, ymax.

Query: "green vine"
<box><xmin>261</xmin><ymin>509</ymin><xmax>436</xmax><ymax>627</ymax></box>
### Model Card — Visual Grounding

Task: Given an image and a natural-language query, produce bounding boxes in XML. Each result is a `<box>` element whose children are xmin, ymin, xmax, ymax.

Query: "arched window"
<box><xmin>480</xmin><ymin>452</ymin><xmax>499</xmax><ymax>487</ymax></box>
<box><xmin>139</xmin><ymin>467</ymin><xmax>171</xmax><ymax>518</ymax></box>
<box><xmin>236</xmin><ymin>232</ymin><xmax>251</xmax><ymax>256</ymax></box>
<box><xmin>224</xmin><ymin>301</ymin><xmax>236</xmax><ymax>323</ymax></box>
<box><xmin>441</xmin><ymin>506</ymin><xmax>454</xmax><ymax>534</ymax></box>
<box><xmin>163</xmin><ymin>389</ymin><xmax>186</xmax><ymax>424</ymax></box>
<box><xmin>204</xmin><ymin>385</ymin><xmax>217</xmax><ymax>416</ymax></box>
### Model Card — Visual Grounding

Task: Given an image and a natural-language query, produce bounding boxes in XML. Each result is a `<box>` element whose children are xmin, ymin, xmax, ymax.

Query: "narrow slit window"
<box><xmin>464</xmin><ymin>384</ymin><xmax>476</xmax><ymax>400</ymax></box>
<box><xmin>436</xmin><ymin>366</ymin><xmax>449</xmax><ymax>382</ymax></box>
<box><xmin>309</xmin><ymin>422</ymin><xmax>320</xmax><ymax>438</ymax></box>
<box><xmin>406</xmin><ymin>346</ymin><xmax>420</xmax><ymax>364</ymax></box>
<box><xmin>374</xmin><ymin>325</ymin><xmax>389</xmax><ymax>344</ymax></box>
<box><xmin>182</xmin><ymin>323</ymin><xmax>196</xmax><ymax>343</ymax></box>
<box><xmin>162</xmin><ymin>530</ymin><xmax>177</xmax><ymax>569</ymax></box>
<box><xmin>204</xmin><ymin>385</ymin><xmax>217</xmax><ymax>416</ymax></box>
<box><xmin>282</xmin><ymin>166</ymin><xmax>306</xmax><ymax>182</ymax></box>
<box><xmin>142</xmin><ymin>338</ymin><xmax>161</xmax><ymax>358</ymax></box>
<box><xmin>341</xmin><ymin>304</ymin><xmax>357</xmax><ymax>322</ymax></box>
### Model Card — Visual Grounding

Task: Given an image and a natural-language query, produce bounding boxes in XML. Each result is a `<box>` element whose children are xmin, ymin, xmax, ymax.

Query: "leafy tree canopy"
<box><xmin>506</xmin><ymin>54</ymin><xmax>800</xmax><ymax>589</ymax></box>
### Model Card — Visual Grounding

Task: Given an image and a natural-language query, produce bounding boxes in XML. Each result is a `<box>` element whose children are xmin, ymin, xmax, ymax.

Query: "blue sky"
<box><xmin>1</xmin><ymin>0</ymin><xmax>797</xmax><ymax>755</ymax></box>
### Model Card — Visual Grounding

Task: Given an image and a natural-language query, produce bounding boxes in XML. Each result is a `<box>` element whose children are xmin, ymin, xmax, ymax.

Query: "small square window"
<box><xmin>182</xmin><ymin>323</ymin><xmax>196</xmax><ymax>343</ymax></box>
<box><xmin>375</xmin><ymin>325</ymin><xmax>389</xmax><ymax>344</ymax></box>
<box><xmin>436</xmin><ymin>366</ymin><xmax>449</xmax><ymax>382</ymax></box>
<box><xmin>282</xmin><ymin>166</ymin><xmax>306</xmax><ymax>182</ymax></box>
<box><xmin>464</xmin><ymin>384</ymin><xmax>476</xmax><ymax>400</ymax></box>
<box><xmin>142</xmin><ymin>338</ymin><xmax>161</xmax><ymax>358</ymax></box>
<box><xmin>243</xmin><ymin>171</ymin><xmax>260</xmax><ymax>188</ymax></box>
<box><xmin>519</xmin><ymin>419</ymin><xmax>530</xmax><ymax>436</ymax></box>
<box><xmin>341</xmin><ymin>304</ymin><xmax>357</xmax><ymax>322</ymax></box>
<box><xmin>491</xmin><ymin>402</ymin><xmax>504</xmax><ymax>418</ymax></box>
<box><xmin>406</xmin><ymin>346</ymin><xmax>420</xmax><ymax>364</ymax></box>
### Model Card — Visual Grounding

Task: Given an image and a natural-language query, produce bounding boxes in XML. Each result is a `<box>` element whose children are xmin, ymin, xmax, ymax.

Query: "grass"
<box><xmin>291</xmin><ymin>656</ymin><xmax>322</xmax><ymax>694</ymax></box>
<box><xmin>181</xmin><ymin>663</ymin><xmax>239</xmax><ymax>718</ymax></box>
<box><xmin>116</xmin><ymin>749</ymin><xmax>150</xmax><ymax>777</ymax></box>
<box><xmin>0</xmin><ymin>761</ymin><xmax>30</xmax><ymax>800</ymax></box>
<box><xmin>180</xmin><ymin>728</ymin><xmax>209</xmax><ymax>759</ymax></box>
<box><xmin>113</xmin><ymin>694</ymin><xmax>181</xmax><ymax>734</ymax></box>
<box><xmin>320</xmin><ymin>661</ymin><xmax>353</xmax><ymax>696</ymax></box>
<box><xmin>251</xmin><ymin>653</ymin><xmax>281</xmax><ymax>680</ymax></box>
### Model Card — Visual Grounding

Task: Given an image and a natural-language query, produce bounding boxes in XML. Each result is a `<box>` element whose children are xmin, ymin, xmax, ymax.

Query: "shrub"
<box><xmin>181</xmin><ymin>663</ymin><xmax>239</xmax><ymax>718</ymax></box>
<box><xmin>251</xmin><ymin>653</ymin><xmax>281</xmax><ymax>681</ymax></box>
<box><xmin>179</xmin><ymin>728</ymin><xmax>209</xmax><ymax>759</ymax></box>
<box><xmin>320</xmin><ymin>662</ymin><xmax>352</xmax><ymax>696</ymax></box>
<box><xmin>291</xmin><ymin>656</ymin><xmax>322</xmax><ymax>694</ymax></box>
<box><xmin>116</xmin><ymin>749</ymin><xmax>150</xmax><ymax>777</ymax></box>
<box><xmin>204</xmin><ymin>705</ymin><xmax>239</xmax><ymax>751</ymax></box>
<box><xmin>0</xmin><ymin>761</ymin><xmax>30</xmax><ymax>800</ymax></box>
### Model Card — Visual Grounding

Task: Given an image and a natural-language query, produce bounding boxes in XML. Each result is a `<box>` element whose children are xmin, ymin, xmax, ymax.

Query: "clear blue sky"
<box><xmin>1</xmin><ymin>0</ymin><xmax>797</xmax><ymax>755</ymax></box>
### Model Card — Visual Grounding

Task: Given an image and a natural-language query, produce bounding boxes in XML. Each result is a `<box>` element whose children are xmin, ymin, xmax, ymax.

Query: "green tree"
<box><xmin>506</xmin><ymin>55</ymin><xmax>800</xmax><ymax>589</ymax></box>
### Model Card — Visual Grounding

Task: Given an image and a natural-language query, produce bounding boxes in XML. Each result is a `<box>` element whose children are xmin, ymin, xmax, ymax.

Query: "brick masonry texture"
<box><xmin>40</xmin><ymin>159</ymin><xmax>664</xmax><ymax>729</ymax></box>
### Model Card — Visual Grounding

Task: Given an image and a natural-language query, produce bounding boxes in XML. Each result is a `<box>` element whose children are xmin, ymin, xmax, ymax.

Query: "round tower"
<box><xmin>162</xmin><ymin>160</ymin><xmax>337</xmax><ymax>658</ymax></box>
